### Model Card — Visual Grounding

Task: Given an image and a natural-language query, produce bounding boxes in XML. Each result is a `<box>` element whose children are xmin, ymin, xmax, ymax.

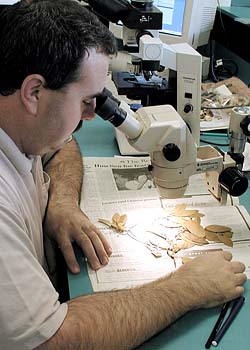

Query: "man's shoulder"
<box><xmin>0</xmin><ymin>151</ymin><xmax>30</xmax><ymax>209</ymax></box>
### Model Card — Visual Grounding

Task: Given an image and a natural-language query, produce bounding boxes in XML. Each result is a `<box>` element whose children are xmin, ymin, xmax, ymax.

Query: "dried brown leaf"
<box><xmin>171</xmin><ymin>204</ymin><xmax>187</xmax><ymax>213</ymax></box>
<box><xmin>98</xmin><ymin>218</ymin><xmax>112</xmax><ymax>227</ymax></box>
<box><xmin>205</xmin><ymin>230</ymin><xmax>221</xmax><ymax>242</ymax></box>
<box><xmin>174</xmin><ymin>210</ymin><xmax>203</xmax><ymax>217</ymax></box>
<box><xmin>119</xmin><ymin>214</ymin><xmax>127</xmax><ymax>225</ymax></box>
<box><xmin>182</xmin><ymin>220</ymin><xmax>205</xmax><ymax>238</ymax></box>
<box><xmin>205</xmin><ymin>224</ymin><xmax>232</xmax><ymax>233</ymax></box>
<box><xmin>216</xmin><ymin>235</ymin><xmax>233</xmax><ymax>247</ymax></box>
<box><xmin>180</xmin><ymin>231</ymin><xmax>208</xmax><ymax>245</ymax></box>
<box><xmin>112</xmin><ymin>213</ymin><xmax>120</xmax><ymax>224</ymax></box>
<box><xmin>220</xmin><ymin>231</ymin><xmax>233</xmax><ymax>238</ymax></box>
<box><xmin>117</xmin><ymin>223</ymin><xmax>126</xmax><ymax>232</ymax></box>
<box><xmin>174</xmin><ymin>240</ymin><xmax>195</xmax><ymax>251</ymax></box>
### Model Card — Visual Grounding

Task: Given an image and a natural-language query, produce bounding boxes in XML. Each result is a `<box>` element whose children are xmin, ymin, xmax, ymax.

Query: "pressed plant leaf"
<box><xmin>119</xmin><ymin>214</ymin><xmax>127</xmax><ymax>225</ymax></box>
<box><xmin>216</xmin><ymin>235</ymin><xmax>233</xmax><ymax>247</ymax></box>
<box><xmin>98</xmin><ymin>218</ymin><xmax>112</xmax><ymax>227</ymax></box>
<box><xmin>182</xmin><ymin>219</ymin><xmax>205</xmax><ymax>238</ymax></box>
<box><xmin>112</xmin><ymin>213</ymin><xmax>121</xmax><ymax>224</ymax></box>
<box><xmin>205</xmin><ymin>230</ymin><xmax>221</xmax><ymax>242</ymax></box>
<box><xmin>220</xmin><ymin>231</ymin><xmax>233</xmax><ymax>238</ymax></box>
<box><xmin>205</xmin><ymin>224</ymin><xmax>232</xmax><ymax>233</ymax></box>
<box><xmin>180</xmin><ymin>231</ymin><xmax>208</xmax><ymax>245</ymax></box>
<box><xmin>174</xmin><ymin>240</ymin><xmax>195</xmax><ymax>251</ymax></box>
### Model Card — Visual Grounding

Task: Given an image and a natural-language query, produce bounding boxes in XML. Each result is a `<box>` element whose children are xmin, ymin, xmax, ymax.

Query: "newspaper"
<box><xmin>80</xmin><ymin>157</ymin><xmax>250</xmax><ymax>292</ymax></box>
<box><xmin>80</xmin><ymin>156</ymin><xmax>160</xmax><ymax>223</ymax></box>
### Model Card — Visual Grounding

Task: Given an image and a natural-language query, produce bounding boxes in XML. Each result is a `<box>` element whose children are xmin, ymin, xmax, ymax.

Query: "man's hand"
<box><xmin>172</xmin><ymin>251</ymin><xmax>246</xmax><ymax>309</ymax></box>
<box><xmin>43</xmin><ymin>138</ymin><xmax>112</xmax><ymax>273</ymax></box>
<box><xmin>44</xmin><ymin>203</ymin><xmax>112</xmax><ymax>273</ymax></box>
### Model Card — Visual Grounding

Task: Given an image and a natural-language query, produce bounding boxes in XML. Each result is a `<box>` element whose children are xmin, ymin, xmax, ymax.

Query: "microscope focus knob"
<box><xmin>219</xmin><ymin>167</ymin><xmax>248</xmax><ymax>197</ymax></box>
<box><xmin>240</xmin><ymin>115</ymin><xmax>250</xmax><ymax>136</ymax></box>
<box><xmin>162</xmin><ymin>143</ymin><xmax>181</xmax><ymax>161</ymax></box>
<box><xmin>183</xmin><ymin>103</ymin><xmax>193</xmax><ymax>114</ymax></box>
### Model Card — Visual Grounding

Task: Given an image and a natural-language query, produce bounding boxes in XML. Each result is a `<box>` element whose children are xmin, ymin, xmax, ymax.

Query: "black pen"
<box><xmin>212</xmin><ymin>296</ymin><xmax>245</xmax><ymax>347</ymax></box>
<box><xmin>205</xmin><ymin>301</ymin><xmax>231</xmax><ymax>349</ymax></box>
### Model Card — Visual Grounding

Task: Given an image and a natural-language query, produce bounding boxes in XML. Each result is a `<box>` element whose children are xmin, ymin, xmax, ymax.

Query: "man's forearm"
<box><xmin>36</xmin><ymin>272</ymin><xmax>196</xmax><ymax>350</ymax></box>
<box><xmin>43</xmin><ymin>137</ymin><xmax>112</xmax><ymax>272</ymax></box>
<box><xmin>44</xmin><ymin>138</ymin><xmax>83</xmax><ymax>207</ymax></box>
<box><xmin>35</xmin><ymin>251</ymin><xmax>246</xmax><ymax>350</ymax></box>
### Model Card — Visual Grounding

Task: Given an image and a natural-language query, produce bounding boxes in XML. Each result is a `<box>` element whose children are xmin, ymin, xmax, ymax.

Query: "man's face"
<box><xmin>31</xmin><ymin>49</ymin><xmax>110</xmax><ymax>155</ymax></box>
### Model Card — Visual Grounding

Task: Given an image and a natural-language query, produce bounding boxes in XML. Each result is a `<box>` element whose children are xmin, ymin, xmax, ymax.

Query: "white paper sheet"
<box><xmin>80</xmin><ymin>157</ymin><xmax>250</xmax><ymax>292</ymax></box>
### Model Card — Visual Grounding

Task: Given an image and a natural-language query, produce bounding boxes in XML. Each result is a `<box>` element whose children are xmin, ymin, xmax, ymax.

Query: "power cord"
<box><xmin>200</xmin><ymin>138</ymin><xmax>229</xmax><ymax>147</ymax></box>
<box><xmin>212</xmin><ymin>58</ymin><xmax>239</xmax><ymax>82</ymax></box>
<box><xmin>208</xmin><ymin>1</ymin><xmax>239</xmax><ymax>82</ymax></box>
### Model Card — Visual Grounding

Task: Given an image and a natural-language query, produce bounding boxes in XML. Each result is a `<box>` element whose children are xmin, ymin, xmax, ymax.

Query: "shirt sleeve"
<box><xmin>0</xmin><ymin>204</ymin><xmax>68</xmax><ymax>350</ymax></box>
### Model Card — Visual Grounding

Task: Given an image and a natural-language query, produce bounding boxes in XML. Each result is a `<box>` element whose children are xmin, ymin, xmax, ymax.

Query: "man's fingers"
<box><xmin>223</xmin><ymin>251</ymin><xmax>233</xmax><ymax>261</ymax></box>
<box><xmin>76</xmin><ymin>231</ymin><xmax>109</xmax><ymax>270</ymax></box>
<box><xmin>234</xmin><ymin>273</ymin><xmax>247</xmax><ymax>286</ymax></box>
<box><xmin>60</xmin><ymin>239</ymin><xmax>80</xmax><ymax>274</ymax></box>
<box><xmin>94</xmin><ymin>229</ymin><xmax>113</xmax><ymax>256</ymax></box>
<box><xmin>80</xmin><ymin>221</ymin><xmax>112</xmax><ymax>256</ymax></box>
<box><xmin>87</xmin><ymin>235</ymin><xmax>110</xmax><ymax>266</ymax></box>
<box><xmin>234</xmin><ymin>285</ymin><xmax>245</xmax><ymax>297</ymax></box>
<box><xmin>80</xmin><ymin>225</ymin><xmax>112</xmax><ymax>260</ymax></box>
<box><xmin>231</xmin><ymin>261</ymin><xmax>246</xmax><ymax>273</ymax></box>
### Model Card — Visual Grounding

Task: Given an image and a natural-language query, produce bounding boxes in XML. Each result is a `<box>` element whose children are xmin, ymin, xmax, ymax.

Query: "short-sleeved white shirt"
<box><xmin>0</xmin><ymin>128</ymin><xmax>67</xmax><ymax>350</ymax></box>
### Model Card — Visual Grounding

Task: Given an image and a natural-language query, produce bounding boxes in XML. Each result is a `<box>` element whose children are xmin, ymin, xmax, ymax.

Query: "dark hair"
<box><xmin>0</xmin><ymin>0</ymin><xmax>117</xmax><ymax>95</ymax></box>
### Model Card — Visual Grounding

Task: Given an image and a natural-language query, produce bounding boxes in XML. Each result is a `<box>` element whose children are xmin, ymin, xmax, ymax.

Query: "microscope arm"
<box><xmin>160</xmin><ymin>43</ymin><xmax>202</xmax><ymax>145</ymax></box>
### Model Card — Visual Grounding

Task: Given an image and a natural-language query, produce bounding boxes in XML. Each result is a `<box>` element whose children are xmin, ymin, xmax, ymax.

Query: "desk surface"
<box><xmin>220</xmin><ymin>6</ymin><xmax>250</xmax><ymax>19</ymax></box>
<box><xmin>71</xmin><ymin>117</ymin><xmax>250</xmax><ymax>350</ymax></box>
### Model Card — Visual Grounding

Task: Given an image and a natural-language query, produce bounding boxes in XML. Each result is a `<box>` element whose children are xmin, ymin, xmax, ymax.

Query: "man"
<box><xmin>0</xmin><ymin>1</ymin><xmax>246</xmax><ymax>350</ymax></box>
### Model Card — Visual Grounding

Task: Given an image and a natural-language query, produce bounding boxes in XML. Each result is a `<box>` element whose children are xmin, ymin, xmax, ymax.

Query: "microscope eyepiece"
<box><xmin>95</xmin><ymin>89</ymin><xmax>127</xmax><ymax>127</ymax></box>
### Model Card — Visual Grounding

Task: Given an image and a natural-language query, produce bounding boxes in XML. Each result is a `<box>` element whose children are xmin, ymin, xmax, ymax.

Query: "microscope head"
<box><xmin>96</xmin><ymin>89</ymin><xmax>198</xmax><ymax>199</ymax></box>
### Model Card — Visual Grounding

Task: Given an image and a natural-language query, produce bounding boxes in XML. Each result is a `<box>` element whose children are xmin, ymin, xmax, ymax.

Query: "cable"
<box><xmin>209</xmin><ymin>39</ymin><xmax>219</xmax><ymax>82</ymax></box>
<box><xmin>213</xmin><ymin>58</ymin><xmax>239</xmax><ymax>81</ymax></box>
<box><xmin>216</xmin><ymin>0</ymin><xmax>228</xmax><ymax>44</ymax></box>
<box><xmin>201</xmin><ymin>104</ymin><xmax>243</xmax><ymax>110</ymax></box>
<box><xmin>208</xmin><ymin>1</ymin><xmax>238</xmax><ymax>82</ymax></box>
<box><xmin>200</xmin><ymin>138</ymin><xmax>229</xmax><ymax>147</ymax></box>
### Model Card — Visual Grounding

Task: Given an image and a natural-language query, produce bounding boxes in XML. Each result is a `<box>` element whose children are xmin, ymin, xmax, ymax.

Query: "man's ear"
<box><xmin>20</xmin><ymin>74</ymin><xmax>46</xmax><ymax>115</ymax></box>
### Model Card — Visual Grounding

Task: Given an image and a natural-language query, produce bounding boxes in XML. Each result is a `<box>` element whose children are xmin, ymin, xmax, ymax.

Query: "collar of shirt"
<box><xmin>0</xmin><ymin>128</ymin><xmax>33</xmax><ymax>176</ymax></box>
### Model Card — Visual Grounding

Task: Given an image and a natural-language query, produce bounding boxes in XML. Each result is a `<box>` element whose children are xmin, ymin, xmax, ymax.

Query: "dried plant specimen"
<box><xmin>177</xmin><ymin>218</ymin><xmax>205</xmax><ymax>238</ymax></box>
<box><xmin>98</xmin><ymin>213</ymin><xmax>127</xmax><ymax>233</ymax></box>
<box><xmin>220</xmin><ymin>231</ymin><xmax>233</xmax><ymax>238</ymax></box>
<box><xmin>167</xmin><ymin>206</ymin><xmax>234</xmax><ymax>252</ymax></box>
<box><xmin>98</xmin><ymin>206</ymin><xmax>234</xmax><ymax>262</ymax></box>
<box><xmin>205</xmin><ymin>224</ymin><xmax>231</xmax><ymax>233</ymax></box>
<box><xmin>204</xmin><ymin>224</ymin><xmax>233</xmax><ymax>247</ymax></box>
<box><xmin>205</xmin><ymin>230</ymin><xmax>221</xmax><ymax>242</ymax></box>
<box><xmin>180</xmin><ymin>231</ymin><xmax>208</xmax><ymax>245</ymax></box>
<box><xmin>168</xmin><ymin>204</ymin><xmax>204</xmax><ymax>218</ymax></box>
<box><xmin>173</xmin><ymin>240</ymin><xmax>195</xmax><ymax>253</ymax></box>
<box><xmin>216</xmin><ymin>234</ymin><xmax>233</xmax><ymax>247</ymax></box>
<box><xmin>146</xmin><ymin>245</ymin><xmax>162</xmax><ymax>258</ymax></box>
